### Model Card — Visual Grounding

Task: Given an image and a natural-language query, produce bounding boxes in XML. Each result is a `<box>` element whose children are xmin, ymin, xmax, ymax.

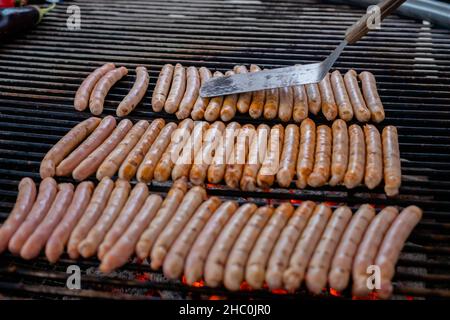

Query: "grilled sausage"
<box><xmin>240</xmin><ymin>124</ymin><xmax>270</xmax><ymax>191</ymax></box>
<box><xmin>172</xmin><ymin>122</ymin><xmax>209</xmax><ymax>180</ymax></box>
<box><xmin>98</xmin><ymin>183</ymin><xmax>149</xmax><ymax>260</ymax></box>
<box><xmin>319</xmin><ymin>73</ymin><xmax>338</xmax><ymax>121</ymax></box>
<box><xmin>382</xmin><ymin>126</ymin><xmax>401</xmax><ymax>197</ymax></box>
<box><xmin>191</xmin><ymin>67</ymin><xmax>212</xmax><ymax>120</ymax></box>
<box><xmin>40</xmin><ymin>117</ymin><xmax>101</xmax><ymax>178</ymax></box>
<box><xmin>307</xmin><ymin>125</ymin><xmax>332</xmax><ymax>187</ymax></box>
<box><xmin>225</xmin><ymin>124</ymin><xmax>255</xmax><ymax>188</ymax></box>
<box><xmin>305</xmin><ymin>206</ymin><xmax>352</xmax><ymax>294</ymax></box>
<box><xmin>257</xmin><ymin>124</ymin><xmax>284</xmax><ymax>188</ymax></box>
<box><xmin>278</xmin><ymin>87</ymin><xmax>294</xmax><ymax>122</ymax></box>
<box><xmin>56</xmin><ymin>116</ymin><xmax>116</xmax><ymax>177</ymax></box>
<box><xmin>344</xmin><ymin>69</ymin><xmax>371</xmax><ymax>122</ymax></box>
<box><xmin>163</xmin><ymin>197</ymin><xmax>221</xmax><ymax>279</ymax></box>
<box><xmin>176</xmin><ymin>66</ymin><xmax>200</xmax><ymax>119</ymax></box>
<box><xmin>164</xmin><ymin>63</ymin><xmax>186</xmax><ymax>114</ymax></box>
<box><xmin>150</xmin><ymin>186</ymin><xmax>207</xmax><ymax>270</ymax></box>
<box><xmin>296</xmin><ymin>118</ymin><xmax>316</xmax><ymax>188</ymax></box>
<box><xmin>204</xmin><ymin>203</ymin><xmax>257</xmax><ymax>288</ymax></box>
<box><xmin>8</xmin><ymin>178</ymin><xmax>58</xmax><ymax>255</ymax></box>
<box><xmin>292</xmin><ymin>85</ymin><xmax>308</xmax><ymax>122</ymax></box>
<box><xmin>97</xmin><ymin>120</ymin><xmax>149</xmax><ymax>180</ymax></box>
<box><xmin>184</xmin><ymin>201</ymin><xmax>238</xmax><ymax>285</ymax></box>
<box><xmin>116</xmin><ymin>66</ymin><xmax>149</xmax><ymax>117</ymax></box>
<box><xmin>0</xmin><ymin>178</ymin><xmax>36</xmax><ymax>253</ymax></box>
<box><xmin>224</xmin><ymin>206</ymin><xmax>273</xmax><ymax>291</ymax></box>
<box><xmin>67</xmin><ymin>177</ymin><xmax>114</xmax><ymax>259</ymax></box>
<box><xmin>283</xmin><ymin>203</ymin><xmax>332</xmax><ymax>292</ymax></box>
<box><xmin>329</xmin><ymin>204</ymin><xmax>375</xmax><ymax>291</ymax></box>
<box><xmin>89</xmin><ymin>66</ymin><xmax>128</xmax><ymax>115</ymax></box>
<box><xmin>248</xmin><ymin>65</ymin><xmax>265</xmax><ymax>119</ymax></box>
<box><xmin>45</xmin><ymin>181</ymin><xmax>94</xmax><ymax>263</ymax></box>
<box><xmin>220</xmin><ymin>70</ymin><xmax>238</xmax><ymax>122</ymax></box>
<box><xmin>352</xmin><ymin>206</ymin><xmax>398</xmax><ymax>297</ymax></box>
<box><xmin>265</xmin><ymin>201</ymin><xmax>316</xmax><ymax>290</ymax></box>
<box><xmin>329</xmin><ymin>119</ymin><xmax>349</xmax><ymax>186</ymax></box>
<box><xmin>207</xmin><ymin>122</ymin><xmax>241</xmax><ymax>184</ymax></box>
<box><xmin>20</xmin><ymin>183</ymin><xmax>74</xmax><ymax>260</ymax></box>
<box><xmin>118</xmin><ymin>118</ymin><xmax>165</xmax><ymax>180</ymax></box>
<box><xmin>263</xmin><ymin>88</ymin><xmax>279</xmax><ymax>120</ymax></box>
<box><xmin>234</xmin><ymin>65</ymin><xmax>252</xmax><ymax>114</ymax></box>
<box><xmin>364</xmin><ymin>124</ymin><xmax>383</xmax><ymax>189</ymax></box>
<box><xmin>77</xmin><ymin>180</ymin><xmax>131</xmax><ymax>258</ymax></box>
<box><xmin>74</xmin><ymin>63</ymin><xmax>115</xmax><ymax>111</ymax></box>
<box><xmin>136</xmin><ymin>122</ymin><xmax>177</xmax><ymax>183</ymax></box>
<box><xmin>276</xmin><ymin>124</ymin><xmax>300</xmax><ymax>188</ymax></box>
<box><xmin>204</xmin><ymin>71</ymin><xmax>225</xmax><ymax>121</ymax></box>
<box><xmin>152</xmin><ymin>64</ymin><xmax>174</xmax><ymax>112</ymax></box>
<box><xmin>73</xmin><ymin>119</ymin><xmax>133</xmax><ymax>181</ymax></box>
<box><xmin>375</xmin><ymin>205</ymin><xmax>422</xmax><ymax>299</ymax></box>
<box><xmin>189</xmin><ymin>121</ymin><xmax>225</xmax><ymax>185</ymax></box>
<box><xmin>100</xmin><ymin>195</ymin><xmax>163</xmax><ymax>272</ymax></box>
<box><xmin>359</xmin><ymin>71</ymin><xmax>385</xmax><ymax>123</ymax></box>
<box><xmin>343</xmin><ymin>124</ymin><xmax>365</xmax><ymax>189</ymax></box>
<box><xmin>246</xmin><ymin>203</ymin><xmax>294</xmax><ymax>289</ymax></box>
<box><xmin>330</xmin><ymin>70</ymin><xmax>353</xmax><ymax>121</ymax></box>
<box><xmin>305</xmin><ymin>83</ymin><xmax>321</xmax><ymax>115</ymax></box>
<box><xmin>136</xmin><ymin>178</ymin><xmax>188</xmax><ymax>259</ymax></box>
<box><xmin>154</xmin><ymin>119</ymin><xmax>194</xmax><ymax>182</ymax></box>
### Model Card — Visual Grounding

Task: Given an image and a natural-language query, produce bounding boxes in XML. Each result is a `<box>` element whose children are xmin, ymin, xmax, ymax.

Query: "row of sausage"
<box><xmin>74</xmin><ymin>63</ymin><xmax>149</xmax><ymax>117</ymax></box>
<box><xmin>152</xmin><ymin>64</ymin><xmax>385</xmax><ymax>123</ymax></box>
<box><xmin>0</xmin><ymin>177</ymin><xmax>422</xmax><ymax>298</ymax></box>
<box><xmin>40</xmin><ymin>116</ymin><xmax>401</xmax><ymax>195</ymax></box>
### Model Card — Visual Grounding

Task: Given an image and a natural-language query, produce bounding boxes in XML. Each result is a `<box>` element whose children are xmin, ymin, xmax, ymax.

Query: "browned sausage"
<box><xmin>220</xmin><ymin>70</ymin><xmax>239</xmax><ymax>122</ymax></box>
<box><xmin>248</xmin><ymin>65</ymin><xmax>265</xmax><ymax>119</ymax></box>
<box><xmin>75</xmin><ymin>63</ymin><xmax>116</xmax><ymax>111</ymax></box>
<box><xmin>319</xmin><ymin>73</ymin><xmax>338</xmax><ymax>121</ymax></box>
<box><xmin>257</xmin><ymin>124</ymin><xmax>284</xmax><ymax>188</ymax></box>
<box><xmin>176</xmin><ymin>66</ymin><xmax>200</xmax><ymax>119</ymax></box>
<box><xmin>8</xmin><ymin>178</ymin><xmax>57</xmax><ymax>255</ymax></box>
<box><xmin>73</xmin><ymin>119</ymin><xmax>133</xmax><ymax>181</ymax></box>
<box><xmin>328</xmin><ymin>204</ymin><xmax>375</xmax><ymax>291</ymax></box>
<box><xmin>116</xmin><ymin>66</ymin><xmax>149</xmax><ymax>117</ymax></box>
<box><xmin>263</xmin><ymin>88</ymin><xmax>279</xmax><ymax>120</ymax></box>
<box><xmin>278</xmin><ymin>87</ymin><xmax>294</xmax><ymax>122</ymax></box>
<box><xmin>204</xmin><ymin>71</ymin><xmax>225</xmax><ymax>121</ymax></box>
<box><xmin>329</xmin><ymin>119</ymin><xmax>349</xmax><ymax>186</ymax></box>
<box><xmin>45</xmin><ymin>181</ymin><xmax>94</xmax><ymax>263</ymax></box>
<box><xmin>20</xmin><ymin>183</ymin><xmax>74</xmax><ymax>260</ymax></box>
<box><xmin>344</xmin><ymin>69</ymin><xmax>371</xmax><ymax>122</ymax></box>
<box><xmin>364</xmin><ymin>124</ymin><xmax>383</xmax><ymax>189</ymax></box>
<box><xmin>246</xmin><ymin>203</ymin><xmax>294</xmax><ymax>289</ymax></box>
<box><xmin>152</xmin><ymin>64</ymin><xmax>174</xmax><ymax>112</ymax></box>
<box><xmin>305</xmin><ymin>83</ymin><xmax>321</xmax><ymax>115</ymax></box>
<box><xmin>89</xmin><ymin>66</ymin><xmax>128</xmax><ymax>115</ymax></box>
<box><xmin>265</xmin><ymin>201</ymin><xmax>315</xmax><ymax>290</ymax></box>
<box><xmin>136</xmin><ymin>178</ymin><xmax>188</xmax><ymax>259</ymax></box>
<box><xmin>77</xmin><ymin>180</ymin><xmax>131</xmax><ymax>258</ymax></box>
<box><xmin>204</xmin><ymin>203</ymin><xmax>257</xmax><ymax>288</ymax></box>
<box><xmin>118</xmin><ymin>118</ymin><xmax>165</xmax><ymax>180</ymax></box>
<box><xmin>184</xmin><ymin>201</ymin><xmax>238</xmax><ymax>285</ymax></box>
<box><xmin>234</xmin><ymin>65</ymin><xmax>252</xmax><ymax>114</ymax></box>
<box><xmin>191</xmin><ymin>67</ymin><xmax>212</xmax><ymax>120</ymax></box>
<box><xmin>0</xmin><ymin>178</ymin><xmax>36</xmax><ymax>253</ymax></box>
<box><xmin>56</xmin><ymin>116</ymin><xmax>116</xmax><ymax>177</ymax></box>
<box><xmin>100</xmin><ymin>195</ymin><xmax>163</xmax><ymax>273</ymax></box>
<box><xmin>359</xmin><ymin>71</ymin><xmax>385</xmax><ymax>123</ymax></box>
<box><xmin>382</xmin><ymin>126</ymin><xmax>401</xmax><ymax>197</ymax></box>
<box><xmin>97</xmin><ymin>120</ymin><xmax>149</xmax><ymax>180</ymax></box>
<box><xmin>67</xmin><ymin>177</ymin><xmax>114</xmax><ymax>259</ymax></box>
<box><xmin>344</xmin><ymin>124</ymin><xmax>365</xmax><ymax>189</ymax></box>
<box><xmin>164</xmin><ymin>63</ymin><xmax>186</xmax><ymax>114</ymax></box>
<box><xmin>330</xmin><ymin>70</ymin><xmax>353</xmax><ymax>121</ymax></box>
<box><xmin>98</xmin><ymin>182</ymin><xmax>149</xmax><ymax>260</ymax></box>
<box><xmin>307</xmin><ymin>125</ymin><xmax>332</xmax><ymax>187</ymax></box>
<box><xmin>296</xmin><ymin>118</ymin><xmax>316</xmax><ymax>188</ymax></box>
<box><xmin>292</xmin><ymin>85</ymin><xmax>309</xmax><ymax>122</ymax></box>
<box><xmin>40</xmin><ymin>117</ymin><xmax>101</xmax><ymax>178</ymax></box>
<box><xmin>375</xmin><ymin>205</ymin><xmax>422</xmax><ymax>299</ymax></box>
<box><xmin>276</xmin><ymin>124</ymin><xmax>300</xmax><ymax>188</ymax></box>
<box><xmin>305</xmin><ymin>206</ymin><xmax>352</xmax><ymax>294</ymax></box>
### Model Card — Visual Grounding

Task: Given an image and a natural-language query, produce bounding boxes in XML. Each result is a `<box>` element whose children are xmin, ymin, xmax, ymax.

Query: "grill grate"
<box><xmin>0</xmin><ymin>0</ymin><xmax>449</xmax><ymax>300</ymax></box>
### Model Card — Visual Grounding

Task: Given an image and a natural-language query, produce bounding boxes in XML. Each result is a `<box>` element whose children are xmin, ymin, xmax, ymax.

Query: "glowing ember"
<box><xmin>135</xmin><ymin>273</ymin><xmax>149</xmax><ymax>282</ymax></box>
<box><xmin>192</xmin><ymin>280</ymin><xmax>205</xmax><ymax>287</ymax></box>
<box><xmin>271</xmin><ymin>289</ymin><xmax>288</xmax><ymax>295</ymax></box>
<box><xmin>329</xmin><ymin>288</ymin><xmax>341</xmax><ymax>297</ymax></box>
<box><xmin>209</xmin><ymin>295</ymin><xmax>225</xmax><ymax>300</ymax></box>
<box><xmin>240</xmin><ymin>281</ymin><xmax>252</xmax><ymax>291</ymax></box>
<box><xmin>289</xmin><ymin>199</ymin><xmax>303</xmax><ymax>205</ymax></box>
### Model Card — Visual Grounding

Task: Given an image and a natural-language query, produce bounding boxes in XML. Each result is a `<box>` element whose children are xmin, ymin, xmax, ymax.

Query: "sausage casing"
<box><xmin>343</xmin><ymin>124</ymin><xmax>365</xmax><ymax>189</ymax></box>
<box><xmin>319</xmin><ymin>73</ymin><xmax>338</xmax><ymax>121</ymax></box>
<box><xmin>191</xmin><ymin>67</ymin><xmax>212</xmax><ymax>120</ymax></box>
<box><xmin>296</xmin><ymin>118</ymin><xmax>316</xmax><ymax>188</ymax></box>
<box><xmin>164</xmin><ymin>63</ymin><xmax>186</xmax><ymax>114</ymax></box>
<box><xmin>344</xmin><ymin>69</ymin><xmax>371</xmax><ymax>122</ymax></box>
<box><xmin>263</xmin><ymin>88</ymin><xmax>279</xmax><ymax>120</ymax></box>
<box><xmin>248</xmin><ymin>65</ymin><xmax>265</xmax><ymax>119</ymax></box>
<box><xmin>329</xmin><ymin>119</ymin><xmax>349</xmax><ymax>186</ymax></box>
<box><xmin>176</xmin><ymin>66</ymin><xmax>200</xmax><ymax>119</ymax></box>
<box><xmin>305</xmin><ymin>83</ymin><xmax>321</xmax><ymax>115</ymax></box>
<box><xmin>152</xmin><ymin>64</ymin><xmax>174</xmax><ymax>112</ymax></box>
<box><xmin>257</xmin><ymin>124</ymin><xmax>284</xmax><ymax>188</ymax></box>
<box><xmin>278</xmin><ymin>87</ymin><xmax>294</xmax><ymax>122</ymax></box>
<box><xmin>276</xmin><ymin>124</ymin><xmax>300</xmax><ymax>188</ymax></box>
<box><xmin>116</xmin><ymin>66</ymin><xmax>149</xmax><ymax>117</ymax></box>
<box><xmin>382</xmin><ymin>126</ymin><xmax>401</xmax><ymax>197</ymax></box>
<box><xmin>292</xmin><ymin>85</ymin><xmax>308</xmax><ymax>122</ymax></box>
<box><xmin>204</xmin><ymin>71</ymin><xmax>225</xmax><ymax>122</ymax></box>
<box><xmin>359</xmin><ymin>71</ymin><xmax>385</xmax><ymax>123</ymax></box>
<box><xmin>234</xmin><ymin>65</ymin><xmax>252</xmax><ymax>114</ymax></box>
<box><xmin>364</xmin><ymin>124</ymin><xmax>383</xmax><ymax>189</ymax></box>
<box><xmin>330</xmin><ymin>70</ymin><xmax>353</xmax><ymax>121</ymax></box>
<box><xmin>220</xmin><ymin>70</ymin><xmax>238</xmax><ymax>122</ymax></box>
<box><xmin>307</xmin><ymin>125</ymin><xmax>332</xmax><ymax>187</ymax></box>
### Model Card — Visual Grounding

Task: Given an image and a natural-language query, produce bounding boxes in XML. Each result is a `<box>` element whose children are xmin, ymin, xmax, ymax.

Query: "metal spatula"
<box><xmin>200</xmin><ymin>0</ymin><xmax>406</xmax><ymax>97</ymax></box>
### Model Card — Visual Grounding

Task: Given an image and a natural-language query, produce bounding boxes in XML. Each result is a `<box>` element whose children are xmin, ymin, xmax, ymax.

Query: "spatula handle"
<box><xmin>345</xmin><ymin>0</ymin><xmax>406</xmax><ymax>44</ymax></box>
